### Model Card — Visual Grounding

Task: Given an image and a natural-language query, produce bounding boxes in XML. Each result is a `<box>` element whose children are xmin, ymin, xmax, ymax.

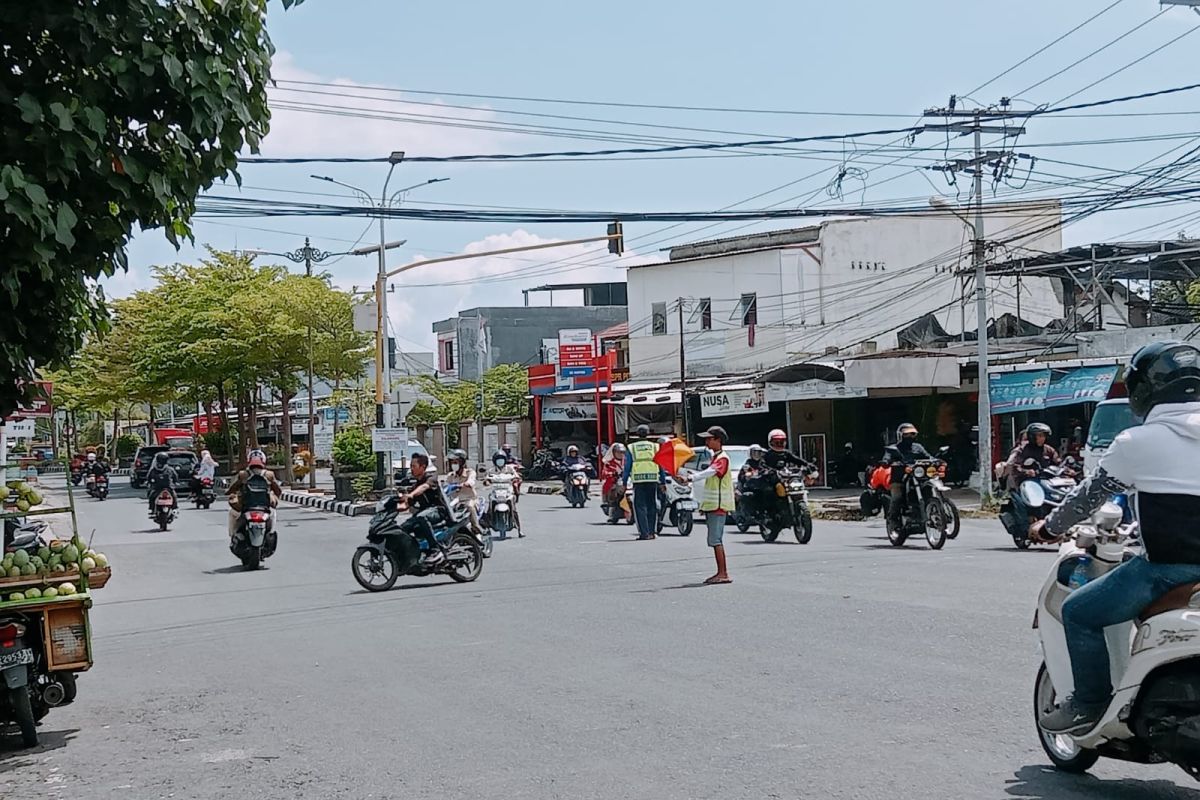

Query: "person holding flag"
<box><xmin>690</xmin><ymin>425</ymin><xmax>734</xmax><ymax>585</ymax></box>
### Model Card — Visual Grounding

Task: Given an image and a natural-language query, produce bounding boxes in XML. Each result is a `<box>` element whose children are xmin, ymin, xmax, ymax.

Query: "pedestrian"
<box><xmin>690</xmin><ymin>425</ymin><xmax>733</xmax><ymax>584</ymax></box>
<box><xmin>623</xmin><ymin>424</ymin><xmax>663</xmax><ymax>540</ymax></box>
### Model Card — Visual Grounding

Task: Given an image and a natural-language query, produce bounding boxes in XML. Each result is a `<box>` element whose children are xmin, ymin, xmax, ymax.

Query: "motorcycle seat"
<box><xmin>1139</xmin><ymin>583</ymin><xmax>1200</xmax><ymax>622</ymax></box>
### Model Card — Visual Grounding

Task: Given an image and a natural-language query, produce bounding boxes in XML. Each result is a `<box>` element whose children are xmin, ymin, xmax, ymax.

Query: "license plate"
<box><xmin>0</xmin><ymin>648</ymin><xmax>33</xmax><ymax>669</ymax></box>
<box><xmin>679</xmin><ymin>501</ymin><xmax>697</xmax><ymax>510</ymax></box>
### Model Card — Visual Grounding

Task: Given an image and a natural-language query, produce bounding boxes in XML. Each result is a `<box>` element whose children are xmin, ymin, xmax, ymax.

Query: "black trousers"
<box><xmin>402</xmin><ymin>508</ymin><xmax>446</xmax><ymax>551</ymax></box>
<box><xmin>632</xmin><ymin>483</ymin><xmax>659</xmax><ymax>536</ymax></box>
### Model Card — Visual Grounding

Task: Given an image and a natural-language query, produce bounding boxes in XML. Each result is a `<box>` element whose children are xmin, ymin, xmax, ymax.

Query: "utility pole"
<box><xmin>923</xmin><ymin>100</ymin><xmax>1030</xmax><ymax>505</ymax></box>
<box><xmin>677</xmin><ymin>298</ymin><xmax>690</xmax><ymax>442</ymax></box>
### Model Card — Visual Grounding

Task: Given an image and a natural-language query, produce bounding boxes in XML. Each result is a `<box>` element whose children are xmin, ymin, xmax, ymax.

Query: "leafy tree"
<box><xmin>405</xmin><ymin>365</ymin><xmax>529</xmax><ymax>429</ymax></box>
<box><xmin>332</xmin><ymin>428</ymin><xmax>374</xmax><ymax>473</ymax></box>
<box><xmin>0</xmin><ymin>0</ymin><xmax>303</xmax><ymax>417</ymax></box>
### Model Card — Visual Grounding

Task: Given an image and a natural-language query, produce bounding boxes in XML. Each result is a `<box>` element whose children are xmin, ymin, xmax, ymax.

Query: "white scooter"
<box><xmin>1033</xmin><ymin>486</ymin><xmax>1200</xmax><ymax>780</ymax></box>
<box><xmin>484</xmin><ymin>472</ymin><xmax>520</xmax><ymax>541</ymax></box>
<box><xmin>657</xmin><ymin>475</ymin><xmax>697</xmax><ymax>536</ymax></box>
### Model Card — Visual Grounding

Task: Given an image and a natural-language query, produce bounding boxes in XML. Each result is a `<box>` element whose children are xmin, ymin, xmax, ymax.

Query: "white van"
<box><xmin>1082</xmin><ymin>398</ymin><xmax>1142</xmax><ymax>473</ymax></box>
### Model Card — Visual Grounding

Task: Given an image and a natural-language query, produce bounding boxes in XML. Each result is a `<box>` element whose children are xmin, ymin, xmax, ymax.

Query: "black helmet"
<box><xmin>1127</xmin><ymin>340</ymin><xmax>1200</xmax><ymax>418</ymax></box>
<box><xmin>1026</xmin><ymin>422</ymin><xmax>1052</xmax><ymax>439</ymax></box>
<box><xmin>153</xmin><ymin>452</ymin><xmax>169</xmax><ymax>466</ymax></box>
<box><xmin>635</xmin><ymin>424</ymin><xmax>651</xmax><ymax>438</ymax></box>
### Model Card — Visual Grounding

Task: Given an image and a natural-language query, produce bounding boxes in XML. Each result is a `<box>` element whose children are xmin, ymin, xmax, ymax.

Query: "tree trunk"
<box><xmin>203</xmin><ymin>399</ymin><xmax>215</xmax><ymax>442</ymax></box>
<box><xmin>237</xmin><ymin>389</ymin><xmax>250</xmax><ymax>468</ymax></box>
<box><xmin>111</xmin><ymin>405</ymin><xmax>120</xmax><ymax>462</ymax></box>
<box><xmin>332</xmin><ymin>377</ymin><xmax>342</xmax><ymax>437</ymax></box>
<box><xmin>280</xmin><ymin>387</ymin><xmax>295</xmax><ymax>484</ymax></box>
<box><xmin>147</xmin><ymin>400</ymin><xmax>156</xmax><ymax>440</ymax></box>
<box><xmin>216</xmin><ymin>384</ymin><xmax>234</xmax><ymax>472</ymax></box>
<box><xmin>248</xmin><ymin>387</ymin><xmax>260</xmax><ymax>450</ymax></box>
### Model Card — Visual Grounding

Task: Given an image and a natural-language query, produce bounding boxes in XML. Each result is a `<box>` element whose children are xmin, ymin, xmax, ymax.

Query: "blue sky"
<box><xmin>121</xmin><ymin>0</ymin><xmax>1200</xmax><ymax>351</ymax></box>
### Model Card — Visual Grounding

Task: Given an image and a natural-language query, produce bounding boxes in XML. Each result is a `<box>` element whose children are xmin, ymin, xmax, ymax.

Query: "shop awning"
<box><xmin>604</xmin><ymin>391</ymin><xmax>681</xmax><ymax>406</ymax></box>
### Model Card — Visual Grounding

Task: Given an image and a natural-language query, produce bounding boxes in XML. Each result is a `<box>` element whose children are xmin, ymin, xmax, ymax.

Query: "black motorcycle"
<box><xmin>229</xmin><ymin>474</ymin><xmax>277</xmax><ymax>570</ymax></box>
<box><xmin>525</xmin><ymin>449</ymin><xmax>562</xmax><ymax>482</ymax></box>
<box><xmin>68</xmin><ymin>465</ymin><xmax>83</xmax><ymax>486</ymax></box>
<box><xmin>738</xmin><ymin>465</ymin><xmax>815</xmax><ymax>543</ymax></box>
<box><xmin>999</xmin><ymin>460</ymin><xmax>1079</xmax><ymax>549</ymax></box>
<box><xmin>90</xmin><ymin>472</ymin><xmax>109</xmax><ymax>501</ymax></box>
<box><xmin>351</xmin><ymin>495</ymin><xmax>484</xmax><ymax>592</ymax></box>
<box><xmin>194</xmin><ymin>475</ymin><xmax>216</xmax><ymax>509</ymax></box>
<box><xmin>150</xmin><ymin>487</ymin><xmax>178</xmax><ymax>531</ymax></box>
<box><xmin>885</xmin><ymin>459</ymin><xmax>950</xmax><ymax>550</ymax></box>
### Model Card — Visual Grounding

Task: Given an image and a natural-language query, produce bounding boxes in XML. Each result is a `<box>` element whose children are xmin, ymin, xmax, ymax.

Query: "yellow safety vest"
<box><xmin>629</xmin><ymin>440</ymin><xmax>659</xmax><ymax>483</ymax></box>
<box><xmin>700</xmin><ymin>450</ymin><xmax>735</xmax><ymax>513</ymax></box>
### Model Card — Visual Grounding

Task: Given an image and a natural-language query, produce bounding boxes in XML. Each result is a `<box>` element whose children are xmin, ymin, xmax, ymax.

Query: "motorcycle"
<box><xmin>564</xmin><ymin>469</ymin><xmax>591</xmax><ymax>508</ymax></box>
<box><xmin>68</xmin><ymin>465</ymin><xmax>83</xmax><ymax>487</ymax></box>
<box><xmin>656</xmin><ymin>475</ymin><xmax>697</xmax><ymax>536</ymax></box>
<box><xmin>91</xmin><ymin>473</ymin><xmax>109</xmax><ymax>502</ymax></box>
<box><xmin>885</xmin><ymin>459</ymin><xmax>951</xmax><ymax>549</ymax></box>
<box><xmin>350</xmin><ymin>494</ymin><xmax>483</xmax><ymax>592</ymax></box>
<box><xmin>773</xmin><ymin>465</ymin><xmax>817</xmax><ymax>544</ymax></box>
<box><xmin>1000</xmin><ymin>460</ymin><xmax>1079</xmax><ymax>549</ymax></box>
<box><xmin>605</xmin><ymin>485</ymin><xmax>635</xmax><ymax>525</ymax></box>
<box><xmin>483</xmin><ymin>473</ymin><xmax>519</xmax><ymax>541</ymax></box>
<box><xmin>84</xmin><ymin>472</ymin><xmax>97</xmax><ymax>497</ymax></box>
<box><xmin>194</xmin><ymin>475</ymin><xmax>216</xmax><ymax>509</ymax></box>
<box><xmin>930</xmin><ymin>447</ymin><xmax>960</xmax><ymax>540</ymax></box>
<box><xmin>1</xmin><ymin>528</ymin><xmax>81</xmax><ymax>748</ymax></box>
<box><xmin>229</xmin><ymin>473</ymin><xmax>277</xmax><ymax>570</ymax></box>
<box><xmin>445</xmin><ymin>484</ymin><xmax>493</xmax><ymax>558</ymax></box>
<box><xmin>525</xmin><ymin>449</ymin><xmax>562</xmax><ymax>482</ymax></box>
<box><xmin>740</xmin><ymin>465</ymin><xmax>817</xmax><ymax>544</ymax></box>
<box><xmin>151</xmin><ymin>488</ymin><xmax>178</xmax><ymax>531</ymax></box>
<box><xmin>1031</xmin><ymin>500</ymin><xmax>1200</xmax><ymax>780</ymax></box>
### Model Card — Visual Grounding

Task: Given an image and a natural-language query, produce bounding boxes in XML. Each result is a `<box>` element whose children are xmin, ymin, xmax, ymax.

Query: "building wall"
<box><xmin>439</xmin><ymin>306</ymin><xmax>628</xmax><ymax>382</ymax></box>
<box><xmin>627</xmin><ymin>205</ymin><xmax>1064</xmax><ymax>380</ymax></box>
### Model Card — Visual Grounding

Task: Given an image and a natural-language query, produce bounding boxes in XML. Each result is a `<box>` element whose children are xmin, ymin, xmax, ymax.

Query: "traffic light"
<box><xmin>607</xmin><ymin>221</ymin><xmax>624</xmax><ymax>256</ymax></box>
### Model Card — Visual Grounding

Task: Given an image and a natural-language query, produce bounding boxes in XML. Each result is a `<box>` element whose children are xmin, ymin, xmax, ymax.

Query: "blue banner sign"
<box><xmin>989</xmin><ymin>369</ymin><xmax>1051</xmax><ymax>414</ymax></box>
<box><xmin>1045</xmin><ymin>366</ymin><xmax>1118</xmax><ymax>409</ymax></box>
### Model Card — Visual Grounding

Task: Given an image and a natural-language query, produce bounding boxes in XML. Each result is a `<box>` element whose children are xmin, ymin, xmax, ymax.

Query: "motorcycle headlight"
<box><xmin>788</xmin><ymin>480</ymin><xmax>803</xmax><ymax>491</ymax></box>
<box><xmin>913</xmin><ymin>466</ymin><xmax>926</xmax><ymax>479</ymax></box>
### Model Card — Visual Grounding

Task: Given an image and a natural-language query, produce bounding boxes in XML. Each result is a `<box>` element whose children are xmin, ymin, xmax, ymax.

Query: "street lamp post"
<box><xmin>312</xmin><ymin>162</ymin><xmax>449</xmax><ymax>487</ymax></box>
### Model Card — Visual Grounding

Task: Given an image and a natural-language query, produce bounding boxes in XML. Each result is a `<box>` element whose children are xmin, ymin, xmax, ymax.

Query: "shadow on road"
<box><xmin>203</xmin><ymin>565</ymin><xmax>266</xmax><ymax>575</ymax></box>
<box><xmin>345</xmin><ymin>581</ymin><xmax>449</xmax><ymax>595</ymax></box>
<box><xmin>979</xmin><ymin>547</ymin><xmax>1058</xmax><ymax>554</ymax></box>
<box><xmin>1004</xmin><ymin>764</ymin><xmax>1200</xmax><ymax>799</ymax></box>
<box><xmin>629</xmin><ymin>582</ymin><xmax>715</xmax><ymax>593</ymax></box>
<box><xmin>0</xmin><ymin>727</ymin><xmax>78</xmax><ymax>771</ymax></box>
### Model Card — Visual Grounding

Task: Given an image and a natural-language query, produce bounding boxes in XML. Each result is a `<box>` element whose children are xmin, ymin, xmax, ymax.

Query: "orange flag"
<box><xmin>654</xmin><ymin>437</ymin><xmax>695</xmax><ymax>476</ymax></box>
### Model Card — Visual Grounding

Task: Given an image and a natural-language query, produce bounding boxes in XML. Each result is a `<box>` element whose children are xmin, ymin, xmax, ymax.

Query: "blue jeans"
<box><xmin>1063</xmin><ymin>554</ymin><xmax>1200</xmax><ymax>705</ymax></box>
<box><xmin>632</xmin><ymin>483</ymin><xmax>659</xmax><ymax>537</ymax></box>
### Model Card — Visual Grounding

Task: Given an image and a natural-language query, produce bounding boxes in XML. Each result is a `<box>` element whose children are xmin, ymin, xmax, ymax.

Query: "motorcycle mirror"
<box><xmin>1094</xmin><ymin>501</ymin><xmax>1124</xmax><ymax>531</ymax></box>
<box><xmin>1019</xmin><ymin>480</ymin><xmax>1046</xmax><ymax>508</ymax></box>
<box><xmin>938</xmin><ymin>445</ymin><xmax>950</xmax><ymax>454</ymax></box>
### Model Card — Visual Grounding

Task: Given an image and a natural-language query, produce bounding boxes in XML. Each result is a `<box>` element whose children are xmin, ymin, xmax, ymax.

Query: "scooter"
<box><xmin>194</xmin><ymin>475</ymin><xmax>216</xmax><ymax>509</ymax></box>
<box><xmin>229</xmin><ymin>474</ymin><xmax>277</xmax><ymax>570</ymax></box>
<box><xmin>68</xmin><ymin>465</ymin><xmax>83</xmax><ymax>487</ymax></box>
<box><xmin>656</xmin><ymin>475</ymin><xmax>697</xmax><ymax>536</ymax></box>
<box><xmin>1032</xmin><ymin>497</ymin><xmax>1200</xmax><ymax>780</ymax></box>
<box><xmin>483</xmin><ymin>472</ymin><xmax>519</xmax><ymax>541</ymax></box>
<box><xmin>565</xmin><ymin>469</ymin><xmax>591</xmax><ymax>508</ymax></box>
<box><xmin>445</xmin><ymin>484</ymin><xmax>493</xmax><ymax>558</ymax></box>
<box><xmin>151</xmin><ymin>488</ymin><xmax>178</xmax><ymax>531</ymax></box>
<box><xmin>1000</xmin><ymin>460</ymin><xmax>1079</xmax><ymax>549</ymax></box>
<box><xmin>350</xmin><ymin>494</ymin><xmax>483</xmax><ymax>592</ymax></box>
<box><xmin>84</xmin><ymin>472</ymin><xmax>98</xmax><ymax>497</ymax></box>
<box><xmin>91</xmin><ymin>473</ymin><xmax>109</xmax><ymax>501</ymax></box>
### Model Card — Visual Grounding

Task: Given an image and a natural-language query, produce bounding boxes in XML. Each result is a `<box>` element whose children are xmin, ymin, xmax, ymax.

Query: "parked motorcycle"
<box><xmin>525</xmin><ymin>449</ymin><xmax>562</xmax><ymax>482</ymax></box>
<box><xmin>1000</xmin><ymin>460</ymin><xmax>1079</xmax><ymax>549</ymax></box>
<box><xmin>565</xmin><ymin>469</ymin><xmax>591</xmax><ymax>508</ymax></box>
<box><xmin>1031</xmin><ymin>501</ymin><xmax>1200</xmax><ymax>779</ymax></box>
<box><xmin>656</xmin><ymin>475</ymin><xmax>697</xmax><ymax>536</ymax></box>
<box><xmin>350</xmin><ymin>494</ymin><xmax>483</xmax><ymax>591</ymax></box>
<box><xmin>194</xmin><ymin>475</ymin><xmax>216</xmax><ymax>509</ymax></box>
<box><xmin>483</xmin><ymin>472</ymin><xmax>519</xmax><ymax>540</ymax></box>
<box><xmin>885</xmin><ymin>459</ymin><xmax>951</xmax><ymax>549</ymax></box>
<box><xmin>151</xmin><ymin>488</ymin><xmax>178</xmax><ymax>531</ymax></box>
<box><xmin>229</xmin><ymin>474</ymin><xmax>277</xmax><ymax>570</ymax></box>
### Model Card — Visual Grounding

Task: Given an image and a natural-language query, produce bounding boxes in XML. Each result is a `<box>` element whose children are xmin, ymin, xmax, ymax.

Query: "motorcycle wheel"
<box><xmin>241</xmin><ymin>548</ymin><xmax>261</xmax><ymax>571</ymax></box>
<box><xmin>735</xmin><ymin>512</ymin><xmax>750</xmax><ymax>534</ymax></box>
<box><xmin>941</xmin><ymin>497</ymin><xmax>961</xmax><ymax>539</ymax></box>
<box><xmin>447</xmin><ymin>533</ymin><xmax>484</xmax><ymax>583</ymax></box>
<box><xmin>1034</xmin><ymin>662</ymin><xmax>1100</xmax><ymax>773</ymax></box>
<box><xmin>923</xmin><ymin>499</ymin><xmax>948</xmax><ymax>550</ymax></box>
<box><xmin>478</xmin><ymin>531</ymin><xmax>493</xmax><ymax>559</ymax></box>
<box><xmin>8</xmin><ymin>686</ymin><xmax>38</xmax><ymax>748</ymax></box>
<box><xmin>352</xmin><ymin>546</ymin><xmax>399</xmax><ymax>592</ymax></box>
<box><xmin>158</xmin><ymin>516</ymin><xmax>168</xmax><ymax>532</ymax></box>
<box><xmin>1014</xmin><ymin>535</ymin><xmax>1033</xmax><ymax>550</ymax></box>
<box><xmin>886</xmin><ymin>516</ymin><xmax>907</xmax><ymax>547</ymax></box>
<box><xmin>677</xmin><ymin>512</ymin><xmax>694</xmax><ymax>537</ymax></box>
<box><xmin>760</xmin><ymin>523</ymin><xmax>780</xmax><ymax>543</ymax></box>
<box><xmin>795</xmin><ymin>505</ymin><xmax>813</xmax><ymax>545</ymax></box>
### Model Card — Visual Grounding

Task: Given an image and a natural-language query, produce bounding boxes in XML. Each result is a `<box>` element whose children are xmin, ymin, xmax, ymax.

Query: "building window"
<box><xmin>738</xmin><ymin>293</ymin><xmax>758</xmax><ymax>327</ymax></box>
<box><xmin>651</xmin><ymin>302</ymin><xmax>667</xmax><ymax>336</ymax></box>
<box><xmin>441</xmin><ymin>339</ymin><xmax>455</xmax><ymax>371</ymax></box>
<box><xmin>699</xmin><ymin>297</ymin><xmax>712</xmax><ymax>331</ymax></box>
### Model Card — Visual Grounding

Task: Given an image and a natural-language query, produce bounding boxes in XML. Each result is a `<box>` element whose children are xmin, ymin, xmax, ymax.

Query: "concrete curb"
<box><xmin>40</xmin><ymin>466</ymin><xmax>131</xmax><ymax>477</ymax></box>
<box><xmin>280</xmin><ymin>490</ymin><xmax>373</xmax><ymax>517</ymax></box>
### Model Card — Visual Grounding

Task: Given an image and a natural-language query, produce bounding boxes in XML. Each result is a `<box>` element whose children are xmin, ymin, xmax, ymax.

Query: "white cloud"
<box><xmin>261</xmin><ymin>52</ymin><xmax>515</xmax><ymax>158</ymax></box>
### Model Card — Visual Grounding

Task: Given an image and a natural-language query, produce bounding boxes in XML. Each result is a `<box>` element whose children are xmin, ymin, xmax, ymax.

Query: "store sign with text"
<box><xmin>541</xmin><ymin>397</ymin><xmax>599</xmax><ymax>422</ymax></box>
<box><xmin>557</xmin><ymin>328</ymin><xmax>595</xmax><ymax>378</ymax></box>
<box><xmin>700</xmin><ymin>388</ymin><xmax>767</xmax><ymax>417</ymax></box>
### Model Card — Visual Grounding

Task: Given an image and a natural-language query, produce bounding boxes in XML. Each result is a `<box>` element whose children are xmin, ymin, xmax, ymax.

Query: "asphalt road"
<box><xmin>2</xmin><ymin>477</ymin><xmax>1199</xmax><ymax>799</ymax></box>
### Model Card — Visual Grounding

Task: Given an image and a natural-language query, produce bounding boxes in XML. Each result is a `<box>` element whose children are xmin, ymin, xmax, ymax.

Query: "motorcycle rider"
<box><xmin>882</xmin><ymin>423</ymin><xmax>933</xmax><ymax>525</ymax></box>
<box><xmin>397</xmin><ymin>452</ymin><xmax>454</xmax><ymax>564</ymax></box>
<box><xmin>601</xmin><ymin>442</ymin><xmax>627</xmax><ymax>519</ymax></box>
<box><xmin>1004</xmin><ymin>422</ymin><xmax>1062</xmax><ymax>530</ymax></box>
<box><xmin>192</xmin><ymin>449</ymin><xmax>218</xmax><ymax>494</ymax></box>
<box><xmin>488</xmin><ymin>449</ymin><xmax>524</xmax><ymax>536</ymax></box>
<box><xmin>225</xmin><ymin>449</ymin><xmax>283</xmax><ymax>537</ymax></box>
<box><xmin>561</xmin><ymin>444</ymin><xmax>594</xmax><ymax>496</ymax></box>
<box><xmin>763</xmin><ymin>429</ymin><xmax>813</xmax><ymax>472</ymax></box>
<box><xmin>737</xmin><ymin>444</ymin><xmax>775</xmax><ymax>521</ymax></box>
<box><xmin>445</xmin><ymin>449</ymin><xmax>483</xmax><ymax>535</ymax></box>
<box><xmin>1036</xmin><ymin>341</ymin><xmax>1200</xmax><ymax>736</ymax></box>
<box><xmin>144</xmin><ymin>451</ymin><xmax>179</xmax><ymax>515</ymax></box>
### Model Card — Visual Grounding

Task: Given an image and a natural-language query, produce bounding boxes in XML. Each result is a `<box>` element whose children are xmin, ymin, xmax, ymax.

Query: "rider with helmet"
<box><xmin>144</xmin><ymin>451</ymin><xmax>179</xmax><ymax>515</ymax></box>
<box><xmin>225</xmin><ymin>449</ymin><xmax>283</xmax><ymax>537</ymax></box>
<box><xmin>1004</xmin><ymin>422</ymin><xmax>1062</xmax><ymax>527</ymax></box>
<box><xmin>489</xmin><ymin>448</ymin><xmax>524</xmax><ymax>536</ymax></box>
<box><xmin>882</xmin><ymin>423</ymin><xmax>934</xmax><ymax>523</ymax></box>
<box><xmin>763</xmin><ymin>428</ymin><xmax>813</xmax><ymax>471</ymax></box>
<box><xmin>445</xmin><ymin>449</ymin><xmax>483</xmax><ymax>535</ymax></box>
<box><xmin>561</xmin><ymin>444</ymin><xmax>594</xmax><ymax>491</ymax></box>
<box><xmin>1037</xmin><ymin>341</ymin><xmax>1200</xmax><ymax>735</ymax></box>
<box><xmin>737</xmin><ymin>444</ymin><xmax>776</xmax><ymax>517</ymax></box>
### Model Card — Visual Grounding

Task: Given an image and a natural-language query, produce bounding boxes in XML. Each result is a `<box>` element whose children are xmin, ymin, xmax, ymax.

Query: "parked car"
<box><xmin>1082</xmin><ymin>398</ymin><xmax>1141</xmax><ymax>473</ymax></box>
<box><xmin>391</xmin><ymin>441</ymin><xmax>433</xmax><ymax>482</ymax></box>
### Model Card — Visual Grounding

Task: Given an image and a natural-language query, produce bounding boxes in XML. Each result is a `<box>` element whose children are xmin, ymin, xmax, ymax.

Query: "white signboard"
<box><xmin>311</xmin><ymin>431</ymin><xmax>333</xmax><ymax>461</ymax></box>
<box><xmin>103</xmin><ymin>421</ymin><xmax>115</xmax><ymax>439</ymax></box>
<box><xmin>353</xmin><ymin>300</ymin><xmax>378</xmax><ymax>333</ymax></box>
<box><xmin>541</xmin><ymin>398</ymin><xmax>598</xmax><ymax>422</ymax></box>
<box><xmin>291</xmin><ymin>420</ymin><xmax>311</xmax><ymax>436</ymax></box>
<box><xmin>371</xmin><ymin>427</ymin><xmax>410</xmax><ymax>457</ymax></box>
<box><xmin>764</xmin><ymin>380</ymin><xmax>869</xmax><ymax>402</ymax></box>
<box><xmin>700</xmin><ymin>388</ymin><xmax>766</xmax><ymax>418</ymax></box>
<box><xmin>4</xmin><ymin>419</ymin><xmax>35</xmax><ymax>439</ymax></box>
<box><xmin>542</xmin><ymin>338</ymin><xmax>559</xmax><ymax>365</ymax></box>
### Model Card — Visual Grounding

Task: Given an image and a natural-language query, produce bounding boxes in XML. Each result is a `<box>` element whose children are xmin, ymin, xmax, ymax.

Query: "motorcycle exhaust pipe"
<box><xmin>42</xmin><ymin>681</ymin><xmax>67</xmax><ymax>707</ymax></box>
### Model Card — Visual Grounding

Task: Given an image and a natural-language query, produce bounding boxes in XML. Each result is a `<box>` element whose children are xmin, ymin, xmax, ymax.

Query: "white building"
<box><xmin>626</xmin><ymin>202</ymin><xmax>1065</xmax><ymax>381</ymax></box>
